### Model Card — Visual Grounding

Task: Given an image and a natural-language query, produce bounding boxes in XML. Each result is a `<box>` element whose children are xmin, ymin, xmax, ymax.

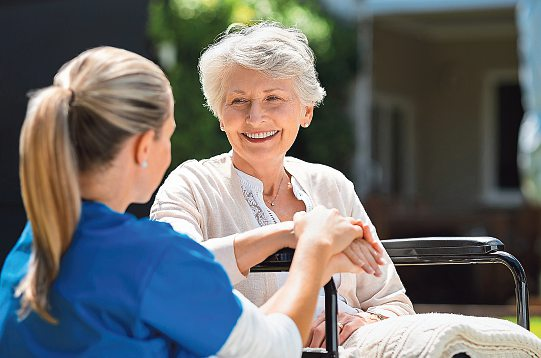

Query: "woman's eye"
<box><xmin>266</xmin><ymin>95</ymin><xmax>281</xmax><ymax>102</ymax></box>
<box><xmin>231</xmin><ymin>98</ymin><xmax>248</xmax><ymax>105</ymax></box>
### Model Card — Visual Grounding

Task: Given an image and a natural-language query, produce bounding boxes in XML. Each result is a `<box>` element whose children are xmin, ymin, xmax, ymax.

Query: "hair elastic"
<box><xmin>68</xmin><ymin>88</ymin><xmax>76</xmax><ymax>106</ymax></box>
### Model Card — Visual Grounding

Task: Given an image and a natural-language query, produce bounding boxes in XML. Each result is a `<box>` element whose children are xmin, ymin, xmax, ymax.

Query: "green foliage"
<box><xmin>502</xmin><ymin>316</ymin><xmax>541</xmax><ymax>338</ymax></box>
<box><xmin>148</xmin><ymin>0</ymin><xmax>358</xmax><ymax>175</ymax></box>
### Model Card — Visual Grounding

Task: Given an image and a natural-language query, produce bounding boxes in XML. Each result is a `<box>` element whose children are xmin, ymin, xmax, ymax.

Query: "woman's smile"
<box><xmin>242</xmin><ymin>130</ymin><xmax>279</xmax><ymax>142</ymax></box>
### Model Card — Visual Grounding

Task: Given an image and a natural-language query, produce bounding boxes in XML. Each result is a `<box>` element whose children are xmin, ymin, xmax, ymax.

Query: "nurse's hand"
<box><xmin>322</xmin><ymin>252</ymin><xmax>364</xmax><ymax>285</ymax></box>
<box><xmin>291</xmin><ymin>211</ymin><xmax>385</xmax><ymax>276</ymax></box>
<box><xmin>293</xmin><ymin>206</ymin><xmax>363</xmax><ymax>256</ymax></box>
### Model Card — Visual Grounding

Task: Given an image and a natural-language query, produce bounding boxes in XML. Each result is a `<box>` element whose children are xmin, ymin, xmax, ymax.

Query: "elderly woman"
<box><xmin>151</xmin><ymin>22</ymin><xmax>415</xmax><ymax>350</ymax></box>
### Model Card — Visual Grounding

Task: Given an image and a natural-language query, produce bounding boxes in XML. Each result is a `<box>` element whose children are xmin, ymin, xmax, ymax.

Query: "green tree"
<box><xmin>148</xmin><ymin>0</ymin><xmax>358</xmax><ymax>175</ymax></box>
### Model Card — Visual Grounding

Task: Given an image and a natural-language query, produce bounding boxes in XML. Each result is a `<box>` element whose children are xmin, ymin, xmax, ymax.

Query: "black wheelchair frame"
<box><xmin>252</xmin><ymin>237</ymin><xmax>529</xmax><ymax>358</ymax></box>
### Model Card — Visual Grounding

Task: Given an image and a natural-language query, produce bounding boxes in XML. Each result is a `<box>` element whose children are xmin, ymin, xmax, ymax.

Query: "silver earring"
<box><xmin>219</xmin><ymin>123</ymin><xmax>225</xmax><ymax>131</ymax></box>
<box><xmin>302</xmin><ymin>123</ymin><xmax>309</xmax><ymax>128</ymax></box>
<box><xmin>141</xmin><ymin>160</ymin><xmax>148</xmax><ymax>169</ymax></box>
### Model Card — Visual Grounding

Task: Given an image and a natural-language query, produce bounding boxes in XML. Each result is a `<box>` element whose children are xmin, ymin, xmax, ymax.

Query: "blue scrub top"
<box><xmin>0</xmin><ymin>201</ymin><xmax>242</xmax><ymax>357</ymax></box>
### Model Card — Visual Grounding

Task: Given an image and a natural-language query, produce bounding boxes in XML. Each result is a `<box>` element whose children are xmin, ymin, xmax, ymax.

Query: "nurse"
<box><xmin>0</xmin><ymin>46</ymin><xmax>367</xmax><ymax>357</ymax></box>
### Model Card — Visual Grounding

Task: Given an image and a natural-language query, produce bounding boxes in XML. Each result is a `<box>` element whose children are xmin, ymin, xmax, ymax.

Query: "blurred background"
<box><xmin>1</xmin><ymin>0</ymin><xmax>539</xmax><ymax>314</ymax></box>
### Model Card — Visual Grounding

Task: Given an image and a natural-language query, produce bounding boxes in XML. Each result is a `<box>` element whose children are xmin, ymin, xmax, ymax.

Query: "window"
<box><xmin>371</xmin><ymin>95</ymin><xmax>416</xmax><ymax>199</ymax></box>
<box><xmin>481</xmin><ymin>70</ymin><xmax>524</xmax><ymax>206</ymax></box>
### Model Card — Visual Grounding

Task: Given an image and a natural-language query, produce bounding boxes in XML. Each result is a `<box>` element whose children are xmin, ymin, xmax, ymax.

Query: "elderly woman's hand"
<box><xmin>308</xmin><ymin>311</ymin><xmax>382</xmax><ymax>348</ymax></box>
<box><xmin>343</xmin><ymin>222</ymin><xmax>385</xmax><ymax>277</ymax></box>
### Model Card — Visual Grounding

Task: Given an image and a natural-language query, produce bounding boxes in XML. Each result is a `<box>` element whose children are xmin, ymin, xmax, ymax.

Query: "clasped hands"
<box><xmin>292</xmin><ymin>206</ymin><xmax>386</xmax><ymax>281</ymax></box>
<box><xmin>292</xmin><ymin>206</ymin><xmax>387</xmax><ymax>347</ymax></box>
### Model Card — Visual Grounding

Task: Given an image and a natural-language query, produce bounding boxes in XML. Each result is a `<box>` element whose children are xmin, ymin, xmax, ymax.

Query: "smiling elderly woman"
<box><xmin>151</xmin><ymin>22</ymin><xmax>415</xmax><ymax>353</ymax></box>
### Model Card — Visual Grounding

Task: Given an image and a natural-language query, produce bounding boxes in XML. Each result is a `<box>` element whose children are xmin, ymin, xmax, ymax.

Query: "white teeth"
<box><xmin>244</xmin><ymin>130</ymin><xmax>278</xmax><ymax>139</ymax></box>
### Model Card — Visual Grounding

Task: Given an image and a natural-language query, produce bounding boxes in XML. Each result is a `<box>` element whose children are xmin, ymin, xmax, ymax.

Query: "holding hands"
<box><xmin>343</xmin><ymin>221</ymin><xmax>385</xmax><ymax>277</ymax></box>
<box><xmin>291</xmin><ymin>206</ymin><xmax>388</xmax><ymax>348</ymax></box>
<box><xmin>292</xmin><ymin>206</ymin><xmax>386</xmax><ymax>281</ymax></box>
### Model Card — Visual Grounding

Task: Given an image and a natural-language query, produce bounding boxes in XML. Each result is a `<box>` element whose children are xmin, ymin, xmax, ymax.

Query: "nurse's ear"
<box><xmin>134</xmin><ymin>129</ymin><xmax>155</xmax><ymax>169</ymax></box>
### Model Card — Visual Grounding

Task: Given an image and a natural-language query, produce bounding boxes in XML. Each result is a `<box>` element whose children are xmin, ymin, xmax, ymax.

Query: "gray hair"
<box><xmin>199</xmin><ymin>22</ymin><xmax>326</xmax><ymax>117</ymax></box>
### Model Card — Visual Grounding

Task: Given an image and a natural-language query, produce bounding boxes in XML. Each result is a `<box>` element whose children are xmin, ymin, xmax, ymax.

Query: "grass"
<box><xmin>502</xmin><ymin>316</ymin><xmax>541</xmax><ymax>338</ymax></box>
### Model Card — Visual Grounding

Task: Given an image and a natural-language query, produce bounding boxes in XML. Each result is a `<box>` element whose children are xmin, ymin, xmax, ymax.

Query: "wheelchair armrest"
<box><xmin>257</xmin><ymin>237</ymin><xmax>504</xmax><ymax>260</ymax></box>
<box><xmin>252</xmin><ymin>248</ymin><xmax>294</xmax><ymax>272</ymax></box>
<box><xmin>252</xmin><ymin>237</ymin><xmax>504</xmax><ymax>271</ymax></box>
<box><xmin>382</xmin><ymin>237</ymin><xmax>504</xmax><ymax>258</ymax></box>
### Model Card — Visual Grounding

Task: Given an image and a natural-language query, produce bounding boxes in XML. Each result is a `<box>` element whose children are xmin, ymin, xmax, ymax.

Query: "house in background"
<box><xmin>323</xmin><ymin>0</ymin><xmax>540</xmax><ymax>305</ymax></box>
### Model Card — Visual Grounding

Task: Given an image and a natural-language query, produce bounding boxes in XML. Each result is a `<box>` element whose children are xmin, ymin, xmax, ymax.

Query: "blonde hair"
<box><xmin>16</xmin><ymin>46</ymin><xmax>171</xmax><ymax>323</ymax></box>
<box><xmin>199</xmin><ymin>22</ymin><xmax>326</xmax><ymax>117</ymax></box>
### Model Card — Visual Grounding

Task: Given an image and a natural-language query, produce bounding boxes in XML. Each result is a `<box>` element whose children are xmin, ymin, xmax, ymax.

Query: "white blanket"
<box><xmin>339</xmin><ymin>313</ymin><xmax>541</xmax><ymax>357</ymax></box>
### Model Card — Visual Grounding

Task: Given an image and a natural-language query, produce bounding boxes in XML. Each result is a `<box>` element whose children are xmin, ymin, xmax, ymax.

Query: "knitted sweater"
<box><xmin>151</xmin><ymin>153</ymin><xmax>414</xmax><ymax>317</ymax></box>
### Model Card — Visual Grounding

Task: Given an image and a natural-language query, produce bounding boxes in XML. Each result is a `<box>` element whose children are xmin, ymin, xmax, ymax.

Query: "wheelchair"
<box><xmin>252</xmin><ymin>237</ymin><xmax>529</xmax><ymax>358</ymax></box>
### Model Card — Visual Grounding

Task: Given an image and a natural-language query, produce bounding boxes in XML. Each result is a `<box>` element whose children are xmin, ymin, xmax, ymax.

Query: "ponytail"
<box><xmin>16</xmin><ymin>86</ymin><xmax>81</xmax><ymax>323</ymax></box>
<box><xmin>14</xmin><ymin>46</ymin><xmax>171</xmax><ymax>324</ymax></box>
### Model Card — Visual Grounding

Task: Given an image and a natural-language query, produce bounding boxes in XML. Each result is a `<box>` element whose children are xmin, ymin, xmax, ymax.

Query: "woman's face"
<box><xmin>220</xmin><ymin>65</ymin><xmax>313</xmax><ymax>170</ymax></box>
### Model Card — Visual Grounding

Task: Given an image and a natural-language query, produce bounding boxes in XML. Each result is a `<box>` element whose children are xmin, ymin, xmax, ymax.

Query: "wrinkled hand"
<box><xmin>342</xmin><ymin>223</ymin><xmax>385</xmax><ymax>277</ymax></box>
<box><xmin>351</xmin><ymin>219</ymin><xmax>385</xmax><ymax>254</ymax></box>
<box><xmin>307</xmin><ymin>312</ymin><xmax>380</xmax><ymax>348</ymax></box>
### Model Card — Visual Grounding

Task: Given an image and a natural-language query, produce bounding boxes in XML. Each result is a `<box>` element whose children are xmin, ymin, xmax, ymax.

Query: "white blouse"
<box><xmin>234</xmin><ymin>168</ymin><xmax>357</xmax><ymax>318</ymax></box>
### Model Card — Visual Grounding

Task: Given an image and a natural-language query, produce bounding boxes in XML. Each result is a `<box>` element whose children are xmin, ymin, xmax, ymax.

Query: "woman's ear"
<box><xmin>302</xmin><ymin>105</ymin><xmax>314</xmax><ymax>128</ymax></box>
<box><xmin>134</xmin><ymin>129</ymin><xmax>155</xmax><ymax>168</ymax></box>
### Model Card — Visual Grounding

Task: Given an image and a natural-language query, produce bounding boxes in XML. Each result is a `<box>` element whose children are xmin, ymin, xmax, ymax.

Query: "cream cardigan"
<box><xmin>151</xmin><ymin>153</ymin><xmax>414</xmax><ymax>318</ymax></box>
